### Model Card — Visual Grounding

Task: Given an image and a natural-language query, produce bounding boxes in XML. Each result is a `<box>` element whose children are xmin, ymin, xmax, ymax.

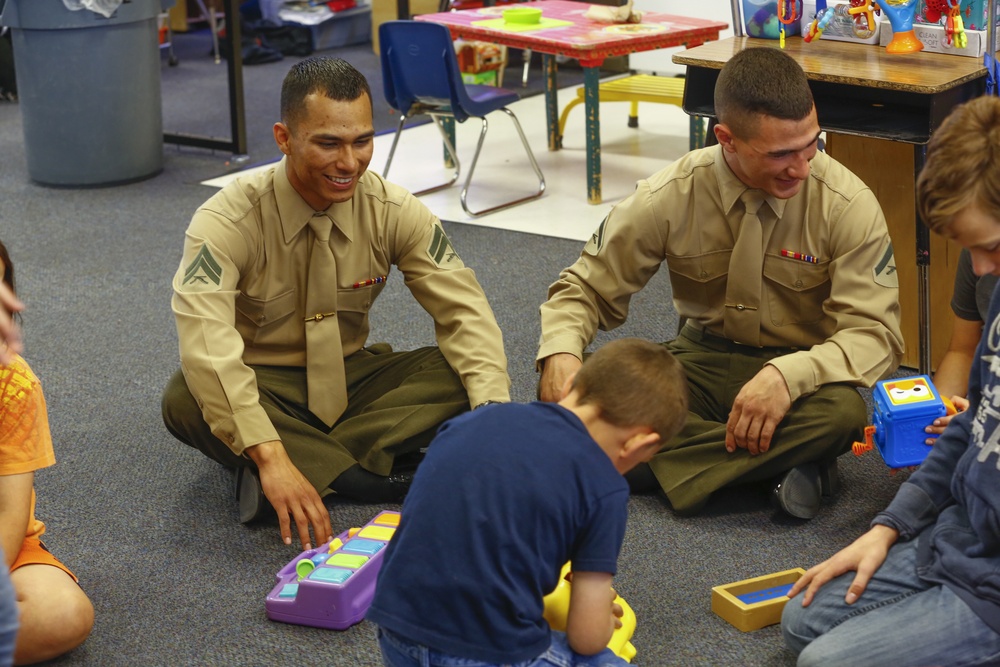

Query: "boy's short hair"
<box><xmin>714</xmin><ymin>48</ymin><xmax>814</xmax><ymax>140</ymax></box>
<box><xmin>917</xmin><ymin>96</ymin><xmax>1000</xmax><ymax>234</ymax></box>
<box><xmin>280</xmin><ymin>57</ymin><xmax>372</xmax><ymax>130</ymax></box>
<box><xmin>571</xmin><ymin>338</ymin><xmax>688</xmax><ymax>443</ymax></box>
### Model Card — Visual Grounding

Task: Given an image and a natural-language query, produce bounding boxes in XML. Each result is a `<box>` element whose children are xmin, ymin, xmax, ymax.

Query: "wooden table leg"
<box><xmin>581</xmin><ymin>63</ymin><xmax>602</xmax><ymax>205</ymax></box>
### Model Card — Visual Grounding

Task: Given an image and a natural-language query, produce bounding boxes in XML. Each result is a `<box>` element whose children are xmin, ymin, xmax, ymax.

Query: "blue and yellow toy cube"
<box><xmin>869</xmin><ymin>375</ymin><xmax>944</xmax><ymax>468</ymax></box>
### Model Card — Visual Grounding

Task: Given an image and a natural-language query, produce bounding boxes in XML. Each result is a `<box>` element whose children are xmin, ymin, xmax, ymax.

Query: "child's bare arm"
<box><xmin>565</xmin><ymin>570</ymin><xmax>618</xmax><ymax>655</ymax></box>
<box><xmin>0</xmin><ymin>472</ymin><xmax>33</xmax><ymax>568</ymax></box>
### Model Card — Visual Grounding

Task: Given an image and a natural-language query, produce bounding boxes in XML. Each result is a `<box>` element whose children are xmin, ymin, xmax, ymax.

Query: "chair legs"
<box><xmin>383</xmin><ymin>114</ymin><xmax>460</xmax><ymax>196</ymax></box>
<box><xmin>383</xmin><ymin>107</ymin><xmax>545</xmax><ymax>218</ymax></box>
<box><xmin>459</xmin><ymin>107</ymin><xmax>545</xmax><ymax>217</ymax></box>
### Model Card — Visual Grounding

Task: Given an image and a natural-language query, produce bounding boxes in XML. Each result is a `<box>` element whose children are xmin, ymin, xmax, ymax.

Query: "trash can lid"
<box><xmin>1</xmin><ymin>0</ymin><xmax>164</xmax><ymax>30</ymax></box>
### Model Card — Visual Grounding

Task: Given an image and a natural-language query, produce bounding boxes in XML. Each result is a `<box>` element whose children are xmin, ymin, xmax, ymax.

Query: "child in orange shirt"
<box><xmin>0</xmin><ymin>240</ymin><xmax>93</xmax><ymax>664</ymax></box>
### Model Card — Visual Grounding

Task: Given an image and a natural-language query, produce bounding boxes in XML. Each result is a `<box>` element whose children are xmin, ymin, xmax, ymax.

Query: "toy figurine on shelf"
<box><xmin>865</xmin><ymin>0</ymin><xmax>923</xmax><ymax>52</ymax></box>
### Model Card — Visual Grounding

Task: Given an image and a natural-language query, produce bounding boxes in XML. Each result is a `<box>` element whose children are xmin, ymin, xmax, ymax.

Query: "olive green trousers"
<box><xmin>161</xmin><ymin>345</ymin><xmax>468</xmax><ymax>494</ymax></box>
<box><xmin>648</xmin><ymin>326</ymin><xmax>867</xmax><ymax>514</ymax></box>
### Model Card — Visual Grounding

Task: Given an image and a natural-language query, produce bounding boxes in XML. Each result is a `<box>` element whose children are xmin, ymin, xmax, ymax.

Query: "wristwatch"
<box><xmin>473</xmin><ymin>400</ymin><xmax>502</xmax><ymax>410</ymax></box>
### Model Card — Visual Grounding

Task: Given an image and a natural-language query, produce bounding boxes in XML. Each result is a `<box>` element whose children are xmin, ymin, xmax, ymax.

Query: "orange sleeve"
<box><xmin>0</xmin><ymin>355</ymin><xmax>56</xmax><ymax>477</ymax></box>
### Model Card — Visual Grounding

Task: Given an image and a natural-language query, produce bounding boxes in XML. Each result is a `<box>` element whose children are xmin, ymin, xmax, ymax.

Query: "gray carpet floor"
<box><xmin>0</xmin><ymin>25</ymin><xmax>913</xmax><ymax>667</ymax></box>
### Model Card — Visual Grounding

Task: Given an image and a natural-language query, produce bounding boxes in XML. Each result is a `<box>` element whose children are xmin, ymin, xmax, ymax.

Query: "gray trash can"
<box><xmin>1</xmin><ymin>0</ymin><xmax>166</xmax><ymax>186</ymax></box>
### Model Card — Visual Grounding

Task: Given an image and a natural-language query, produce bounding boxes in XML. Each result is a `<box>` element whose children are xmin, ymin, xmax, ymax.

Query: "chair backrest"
<box><xmin>379</xmin><ymin>20</ymin><xmax>473</xmax><ymax>123</ymax></box>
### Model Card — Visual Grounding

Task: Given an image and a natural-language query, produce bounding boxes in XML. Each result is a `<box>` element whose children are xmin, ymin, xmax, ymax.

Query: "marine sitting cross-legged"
<box><xmin>536</xmin><ymin>47</ymin><xmax>903</xmax><ymax>520</ymax></box>
<box><xmin>162</xmin><ymin>57</ymin><xmax>510</xmax><ymax>550</ymax></box>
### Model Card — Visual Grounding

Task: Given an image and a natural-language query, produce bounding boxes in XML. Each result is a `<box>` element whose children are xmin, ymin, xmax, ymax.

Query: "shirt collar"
<box><xmin>711</xmin><ymin>145</ymin><xmax>786</xmax><ymax>221</ymax></box>
<box><xmin>274</xmin><ymin>157</ymin><xmax>356</xmax><ymax>244</ymax></box>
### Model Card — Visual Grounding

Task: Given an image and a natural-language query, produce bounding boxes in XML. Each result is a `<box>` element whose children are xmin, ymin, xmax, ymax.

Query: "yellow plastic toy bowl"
<box><xmin>504</xmin><ymin>6</ymin><xmax>542</xmax><ymax>24</ymax></box>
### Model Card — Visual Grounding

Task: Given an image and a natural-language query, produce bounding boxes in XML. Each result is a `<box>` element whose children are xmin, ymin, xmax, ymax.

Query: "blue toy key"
<box><xmin>735</xmin><ymin>584</ymin><xmax>794</xmax><ymax>605</ymax></box>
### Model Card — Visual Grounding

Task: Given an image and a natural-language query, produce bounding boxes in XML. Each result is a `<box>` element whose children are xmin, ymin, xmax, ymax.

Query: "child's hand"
<box><xmin>923</xmin><ymin>395</ymin><xmax>969</xmax><ymax>444</ymax></box>
<box><xmin>612</xmin><ymin>601</ymin><xmax>623</xmax><ymax>629</ymax></box>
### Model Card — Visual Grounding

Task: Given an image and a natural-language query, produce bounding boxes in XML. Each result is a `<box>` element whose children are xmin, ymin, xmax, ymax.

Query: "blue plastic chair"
<box><xmin>379</xmin><ymin>20</ymin><xmax>546</xmax><ymax>217</ymax></box>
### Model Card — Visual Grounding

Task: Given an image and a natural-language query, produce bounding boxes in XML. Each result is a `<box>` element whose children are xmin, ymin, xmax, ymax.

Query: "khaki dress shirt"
<box><xmin>539</xmin><ymin>145</ymin><xmax>904</xmax><ymax>402</ymax></box>
<box><xmin>172</xmin><ymin>159</ymin><xmax>510</xmax><ymax>455</ymax></box>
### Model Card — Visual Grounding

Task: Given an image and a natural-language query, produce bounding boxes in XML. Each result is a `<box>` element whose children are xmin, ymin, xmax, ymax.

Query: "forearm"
<box><xmin>932</xmin><ymin>350</ymin><xmax>974</xmax><ymax>400</ymax></box>
<box><xmin>174</xmin><ymin>296</ymin><xmax>279</xmax><ymax>453</ymax></box>
<box><xmin>874</xmin><ymin>418</ymin><xmax>969</xmax><ymax>537</ymax></box>
<box><xmin>410</xmin><ymin>271</ymin><xmax>511</xmax><ymax>404</ymax></box>
<box><xmin>565</xmin><ymin>572</ymin><xmax>616</xmax><ymax>656</ymax></box>
<box><xmin>932</xmin><ymin>316</ymin><xmax>983</xmax><ymax>400</ymax></box>
<box><xmin>0</xmin><ymin>473</ymin><xmax>34</xmax><ymax>569</ymax></box>
<box><xmin>0</xmin><ymin>522</ymin><xmax>19</xmax><ymax>570</ymax></box>
<box><xmin>768</xmin><ymin>321</ymin><xmax>902</xmax><ymax>401</ymax></box>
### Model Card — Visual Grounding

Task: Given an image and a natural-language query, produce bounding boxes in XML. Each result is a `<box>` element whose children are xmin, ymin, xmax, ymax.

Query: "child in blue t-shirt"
<box><xmin>367</xmin><ymin>338</ymin><xmax>688</xmax><ymax>666</ymax></box>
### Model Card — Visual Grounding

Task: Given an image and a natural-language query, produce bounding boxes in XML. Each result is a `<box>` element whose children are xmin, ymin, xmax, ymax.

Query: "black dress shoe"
<box><xmin>386</xmin><ymin>471</ymin><xmax>415</xmax><ymax>504</ymax></box>
<box><xmin>236</xmin><ymin>466</ymin><xmax>270</xmax><ymax>524</ymax></box>
<box><xmin>819</xmin><ymin>457</ymin><xmax>841</xmax><ymax>498</ymax></box>
<box><xmin>772</xmin><ymin>463</ymin><xmax>822</xmax><ymax>519</ymax></box>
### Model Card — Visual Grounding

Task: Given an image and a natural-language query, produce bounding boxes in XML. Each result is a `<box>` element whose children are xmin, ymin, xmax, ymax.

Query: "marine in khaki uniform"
<box><xmin>537</xmin><ymin>48</ymin><xmax>903</xmax><ymax>520</ymax></box>
<box><xmin>162</xmin><ymin>58</ymin><xmax>510</xmax><ymax>549</ymax></box>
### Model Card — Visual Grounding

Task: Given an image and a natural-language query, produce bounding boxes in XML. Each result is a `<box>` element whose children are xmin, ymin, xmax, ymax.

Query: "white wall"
<box><xmin>628</xmin><ymin>0</ymin><xmax>737</xmax><ymax>75</ymax></box>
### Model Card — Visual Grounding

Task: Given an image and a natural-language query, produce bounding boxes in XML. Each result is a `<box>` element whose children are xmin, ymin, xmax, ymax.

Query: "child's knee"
<box><xmin>780</xmin><ymin>598</ymin><xmax>809</xmax><ymax>654</ymax></box>
<box><xmin>63</xmin><ymin>588</ymin><xmax>94</xmax><ymax>644</ymax></box>
<box><xmin>14</xmin><ymin>567</ymin><xmax>94</xmax><ymax>650</ymax></box>
<box><xmin>42</xmin><ymin>581</ymin><xmax>93</xmax><ymax>647</ymax></box>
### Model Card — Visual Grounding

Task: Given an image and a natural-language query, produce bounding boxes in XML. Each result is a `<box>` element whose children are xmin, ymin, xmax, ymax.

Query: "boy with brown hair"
<box><xmin>781</xmin><ymin>96</ymin><xmax>1000</xmax><ymax>666</ymax></box>
<box><xmin>368</xmin><ymin>338</ymin><xmax>687</xmax><ymax>666</ymax></box>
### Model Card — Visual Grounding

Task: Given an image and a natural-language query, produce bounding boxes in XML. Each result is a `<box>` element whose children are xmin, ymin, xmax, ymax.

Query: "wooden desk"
<box><xmin>417</xmin><ymin>1</ymin><xmax>726</xmax><ymax>204</ymax></box>
<box><xmin>674</xmin><ymin>36</ymin><xmax>989</xmax><ymax>372</ymax></box>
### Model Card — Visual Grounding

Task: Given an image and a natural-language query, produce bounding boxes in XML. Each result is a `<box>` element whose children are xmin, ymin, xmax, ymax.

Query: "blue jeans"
<box><xmin>376</xmin><ymin>627</ymin><xmax>630</xmax><ymax>667</ymax></box>
<box><xmin>782</xmin><ymin>539</ymin><xmax>1000</xmax><ymax>667</ymax></box>
<box><xmin>0</xmin><ymin>560</ymin><xmax>17</xmax><ymax>667</ymax></box>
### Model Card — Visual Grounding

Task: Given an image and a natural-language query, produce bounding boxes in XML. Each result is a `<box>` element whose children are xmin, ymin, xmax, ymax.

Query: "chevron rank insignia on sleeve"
<box><xmin>873</xmin><ymin>243</ymin><xmax>898</xmax><ymax>288</ymax></box>
<box><xmin>180</xmin><ymin>245</ymin><xmax>223</xmax><ymax>291</ymax></box>
<box><xmin>427</xmin><ymin>225</ymin><xmax>465</xmax><ymax>269</ymax></box>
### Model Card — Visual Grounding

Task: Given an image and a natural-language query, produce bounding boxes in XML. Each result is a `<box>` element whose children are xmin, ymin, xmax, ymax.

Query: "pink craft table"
<box><xmin>417</xmin><ymin>1</ymin><xmax>727</xmax><ymax>203</ymax></box>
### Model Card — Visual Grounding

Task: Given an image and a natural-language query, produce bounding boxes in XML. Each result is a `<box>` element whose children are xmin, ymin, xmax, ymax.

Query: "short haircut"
<box><xmin>714</xmin><ymin>47</ymin><xmax>814</xmax><ymax>140</ymax></box>
<box><xmin>917</xmin><ymin>96</ymin><xmax>1000</xmax><ymax>235</ymax></box>
<box><xmin>571</xmin><ymin>338</ymin><xmax>688</xmax><ymax>443</ymax></box>
<box><xmin>280</xmin><ymin>57</ymin><xmax>372</xmax><ymax>129</ymax></box>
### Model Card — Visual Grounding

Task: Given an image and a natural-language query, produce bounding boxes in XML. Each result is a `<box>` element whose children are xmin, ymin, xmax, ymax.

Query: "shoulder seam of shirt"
<box><xmin>809</xmin><ymin>151</ymin><xmax>873</xmax><ymax>204</ymax></box>
<box><xmin>646</xmin><ymin>148</ymin><xmax>716</xmax><ymax>196</ymax></box>
<box><xmin>198</xmin><ymin>173</ymin><xmax>276</xmax><ymax>225</ymax></box>
<box><xmin>359</xmin><ymin>171</ymin><xmax>406</xmax><ymax>209</ymax></box>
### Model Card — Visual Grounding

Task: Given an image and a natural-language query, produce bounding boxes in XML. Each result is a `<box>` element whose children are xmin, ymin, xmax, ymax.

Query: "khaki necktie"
<box><xmin>304</xmin><ymin>214</ymin><xmax>347</xmax><ymax>427</ymax></box>
<box><xmin>724</xmin><ymin>190</ymin><xmax>766</xmax><ymax>347</ymax></box>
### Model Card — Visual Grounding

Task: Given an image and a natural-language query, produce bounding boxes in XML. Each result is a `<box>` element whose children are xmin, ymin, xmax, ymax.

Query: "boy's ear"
<box><xmin>620</xmin><ymin>430</ymin><xmax>660</xmax><ymax>462</ymax></box>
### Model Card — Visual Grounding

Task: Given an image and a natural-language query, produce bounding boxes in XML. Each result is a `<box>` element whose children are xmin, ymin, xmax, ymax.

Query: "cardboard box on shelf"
<box><xmin>916</xmin><ymin>0</ymin><xmax>998</xmax><ymax>30</ymax></box>
<box><xmin>880</xmin><ymin>21</ymin><xmax>999</xmax><ymax>56</ymax></box>
<box><xmin>801</xmin><ymin>1</ymin><xmax>883</xmax><ymax>44</ymax></box>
